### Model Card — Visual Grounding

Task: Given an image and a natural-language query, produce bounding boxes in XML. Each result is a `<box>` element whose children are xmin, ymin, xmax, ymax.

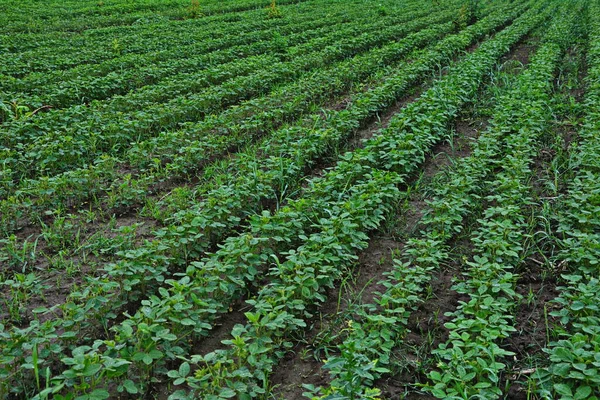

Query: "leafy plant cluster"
<box><xmin>186</xmin><ymin>0</ymin><xmax>203</xmax><ymax>19</ymax></box>
<box><xmin>266</xmin><ymin>0</ymin><xmax>282</xmax><ymax>19</ymax></box>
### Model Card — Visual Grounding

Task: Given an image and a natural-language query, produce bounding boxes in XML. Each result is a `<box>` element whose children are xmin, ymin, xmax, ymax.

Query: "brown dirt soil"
<box><xmin>0</xmin><ymin>216</ymin><xmax>156</xmax><ymax>326</ymax></box>
<box><xmin>502</xmin><ymin>261</ymin><xmax>560</xmax><ymax>400</ymax></box>
<box><xmin>350</xmin><ymin>89</ymin><xmax>423</xmax><ymax>148</ymax></box>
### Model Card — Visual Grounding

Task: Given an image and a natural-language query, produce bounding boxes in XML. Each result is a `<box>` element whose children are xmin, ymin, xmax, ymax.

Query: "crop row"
<box><xmin>0</xmin><ymin>13</ymin><xmax>477</xmax><ymax>325</ymax></box>
<box><xmin>310</xmin><ymin>25</ymin><xmax>532</xmax><ymax>400</ymax></box>
<box><xmin>313</xmin><ymin>5</ymin><xmax>582</xmax><ymax>399</ymax></box>
<box><xmin>0</xmin><ymin>0</ymin><xmax>374</xmax><ymax>57</ymax></box>
<box><xmin>2</xmin><ymin>1</ymin><xmax>429</xmax><ymax>111</ymax></box>
<box><xmin>0</xmin><ymin>9</ymin><xmax>461</xmax><ymax>234</ymax></box>
<box><xmin>532</xmin><ymin>1</ymin><xmax>600</xmax><ymax>398</ymax></box>
<box><xmin>2</xmin><ymin>0</ymin><xmax>310</xmax><ymax>57</ymax></box>
<box><xmin>0</xmin><ymin>0</ymin><xmax>312</xmax><ymax>35</ymax></box>
<box><xmin>0</xmin><ymin>8</ymin><xmax>462</xmax><ymax>187</ymax></box>
<box><xmin>0</xmin><ymin>4</ymin><xmax>525</xmax><ymax>398</ymax></box>
<box><xmin>2</xmin><ymin>0</ymin><xmax>508</xmax><ymax>344</ymax></box>
<box><xmin>0</xmin><ymin>0</ymin><xmax>184</xmax><ymax>36</ymax></box>
<box><xmin>0</xmin><ymin>0</ymin><xmax>340</xmax><ymax>58</ymax></box>
<box><xmin>0</xmin><ymin>1</ymin><xmax>388</xmax><ymax>110</ymax></box>
<box><xmin>0</xmin><ymin>12</ymin><xmax>460</xmax><ymax>303</ymax></box>
<box><xmin>0</xmin><ymin>0</ymin><xmax>392</xmax><ymax>85</ymax></box>
<box><xmin>1</xmin><ymin>1</ymin><xmax>449</xmax><ymax>116</ymax></box>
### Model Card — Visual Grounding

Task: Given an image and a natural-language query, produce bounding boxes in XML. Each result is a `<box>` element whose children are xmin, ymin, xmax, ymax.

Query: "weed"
<box><xmin>266</xmin><ymin>0</ymin><xmax>282</xmax><ymax>19</ymax></box>
<box><xmin>187</xmin><ymin>0</ymin><xmax>203</xmax><ymax>19</ymax></box>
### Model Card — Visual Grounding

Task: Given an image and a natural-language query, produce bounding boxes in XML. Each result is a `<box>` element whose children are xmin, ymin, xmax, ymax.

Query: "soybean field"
<box><xmin>1</xmin><ymin>0</ymin><xmax>599</xmax><ymax>399</ymax></box>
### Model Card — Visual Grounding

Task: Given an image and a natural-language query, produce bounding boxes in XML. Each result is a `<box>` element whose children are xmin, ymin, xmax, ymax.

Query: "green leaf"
<box><xmin>174</xmin><ymin>377</ymin><xmax>186</xmax><ymax>386</ymax></box>
<box><xmin>219</xmin><ymin>388</ymin><xmax>236</xmax><ymax>398</ymax></box>
<box><xmin>430</xmin><ymin>371</ymin><xmax>442</xmax><ymax>381</ymax></box>
<box><xmin>462</xmin><ymin>372</ymin><xmax>476</xmax><ymax>381</ymax></box>
<box><xmin>180</xmin><ymin>318</ymin><xmax>195</xmax><ymax>326</ymax></box>
<box><xmin>554</xmin><ymin>383</ymin><xmax>573</xmax><ymax>397</ymax></box>
<box><xmin>575</xmin><ymin>386</ymin><xmax>592</xmax><ymax>400</ymax></box>
<box><xmin>81</xmin><ymin>364</ymin><xmax>102</xmax><ymax>377</ymax></box>
<box><xmin>179</xmin><ymin>362</ymin><xmax>190</xmax><ymax>377</ymax></box>
<box><xmin>552</xmin><ymin>362</ymin><xmax>571</xmax><ymax>377</ymax></box>
<box><xmin>554</xmin><ymin>348</ymin><xmax>575</xmax><ymax>362</ymax></box>
<box><xmin>123</xmin><ymin>380</ymin><xmax>138</xmax><ymax>394</ymax></box>
<box><xmin>571</xmin><ymin>301</ymin><xmax>585</xmax><ymax>311</ymax></box>
<box><xmin>88</xmin><ymin>389</ymin><xmax>110</xmax><ymax>400</ymax></box>
<box><xmin>149</xmin><ymin>349</ymin><xmax>163</xmax><ymax>359</ymax></box>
